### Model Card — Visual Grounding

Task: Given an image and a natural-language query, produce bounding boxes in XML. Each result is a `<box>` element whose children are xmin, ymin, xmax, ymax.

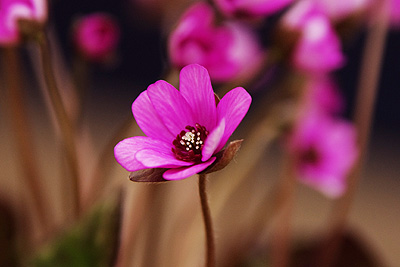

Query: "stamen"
<box><xmin>172</xmin><ymin>123</ymin><xmax>209</xmax><ymax>162</ymax></box>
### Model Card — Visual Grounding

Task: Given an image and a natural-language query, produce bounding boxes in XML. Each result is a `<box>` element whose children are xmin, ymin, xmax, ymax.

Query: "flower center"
<box><xmin>172</xmin><ymin>123</ymin><xmax>209</xmax><ymax>162</ymax></box>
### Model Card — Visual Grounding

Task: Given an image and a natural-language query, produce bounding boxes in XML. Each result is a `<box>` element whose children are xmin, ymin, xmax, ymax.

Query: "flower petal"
<box><xmin>135</xmin><ymin>149</ymin><xmax>194</xmax><ymax>169</ymax></box>
<box><xmin>163</xmin><ymin>157</ymin><xmax>216</xmax><ymax>180</ymax></box>
<box><xmin>179</xmin><ymin>64</ymin><xmax>217</xmax><ymax>130</ymax></box>
<box><xmin>132</xmin><ymin>90</ymin><xmax>174</xmax><ymax>143</ymax></box>
<box><xmin>201</xmin><ymin>118</ymin><xmax>225</xmax><ymax>162</ymax></box>
<box><xmin>147</xmin><ymin>80</ymin><xmax>196</xmax><ymax>136</ymax></box>
<box><xmin>216</xmin><ymin>87</ymin><xmax>251</xmax><ymax>151</ymax></box>
<box><xmin>114</xmin><ymin>136</ymin><xmax>172</xmax><ymax>172</ymax></box>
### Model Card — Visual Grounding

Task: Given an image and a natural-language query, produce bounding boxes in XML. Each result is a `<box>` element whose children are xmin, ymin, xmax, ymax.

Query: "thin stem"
<box><xmin>198</xmin><ymin>173</ymin><xmax>216</xmax><ymax>267</ymax></box>
<box><xmin>2</xmin><ymin>47</ymin><xmax>50</xmax><ymax>231</ymax></box>
<box><xmin>318</xmin><ymin>1</ymin><xmax>389</xmax><ymax>265</ymax></box>
<box><xmin>270</xmin><ymin>154</ymin><xmax>296</xmax><ymax>267</ymax></box>
<box><xmin>36</xmin><ymin>31</ymin><xmax>81</xmax><ymax>218</ymax></box>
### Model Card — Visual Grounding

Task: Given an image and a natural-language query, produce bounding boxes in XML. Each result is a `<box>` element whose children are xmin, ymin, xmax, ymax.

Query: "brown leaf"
<box><xmin>202</xmin><ymin>139</ymin><xmax>243</xmax><ymax>174</ymax></box>
<box><xmin>129</xmin><ymin>168</ymin><xmax>169</xmax><ymax>183</ymax></box>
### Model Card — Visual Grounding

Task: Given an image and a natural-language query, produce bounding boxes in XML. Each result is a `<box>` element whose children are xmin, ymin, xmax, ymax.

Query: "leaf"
<box><xmin>129</xmin><ymin>168</ymin><xmax>169</xmax><ymax>183</ymax></box>
<box><xmin>32</xmin><ymin>192</ymin><xmax>122</xmax><ymax>267</ymax></box>
<box><xmin>202</xmin><ymin>139</ymin><xmax>243</xmax><ymax>174</ymax></box>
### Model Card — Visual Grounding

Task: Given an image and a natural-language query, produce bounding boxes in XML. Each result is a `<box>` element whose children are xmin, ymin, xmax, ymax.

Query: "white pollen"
<box><xmin>199</xmin><ymin>141</ymin><xmax>203</xmax><ymax>144</ymax></box>
<box><xmin>186</xmin><ymin>142</ymin><xmax>190</xmax><ymax>145</ymax></box>
<box><xmin>197</xmin><ymin>132</ymin><xmax>200</xmax><ymax>136</ymax></box>
<box><xmin>195</xmin><ymin>146</ymin><xmax>199</xmax><ymax>149</ymax></box>
<box><xmin>186</xmin><ymin>147</ymin><xmax>189</xmax><ymax>151</ymax></box>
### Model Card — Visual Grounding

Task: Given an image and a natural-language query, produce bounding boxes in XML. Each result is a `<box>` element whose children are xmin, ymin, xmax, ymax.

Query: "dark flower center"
<box><xmin>301</xmin><ymin>147</ymin><xmax>320</xmax><ymax>165</ymax></box>
<box><xmin>172</xmin><ymin>123</ymin><xmax>209</xmax><ymax>162</ymax></box>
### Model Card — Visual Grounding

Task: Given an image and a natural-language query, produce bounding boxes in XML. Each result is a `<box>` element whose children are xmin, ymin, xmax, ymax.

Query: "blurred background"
<box><xmin>0</xmin><ymin>0</ymin><xmax>399</xmax><ymax>266</ymax></box>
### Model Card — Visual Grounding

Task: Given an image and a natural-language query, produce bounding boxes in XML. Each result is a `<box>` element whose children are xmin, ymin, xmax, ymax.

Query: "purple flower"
<box><xmin>287</xmin><ymin>110</ymin><xmax>358</xmax><ymax>198</ymax></box>
<box><xmin>168</xmin><ymin>2</ymin><xmax>263</xmax><ymax>83</ymax></box>
<box><xmin>73</xmin><ymin>13</ymin><xmax>120</xmax><ymax>62</ymax></box>
<box><xmin>316</xmin><ymin>0</ymin><xmax>372</xmax><ymax>21</ymax></box>
<box><xmin>114</xmin><ymin>64</ymin><xmax>252</xmax><ymax>181</ymax></box>
<box><xmin>214</xmin><ymin>0</ymin><xmax>293</xmax><ymax>18</ymax></box>
<box><xmin>303</xmin><ymin>76</ymin><xmax>344</xmax><ymax>115</ymax></box>
<box><xmin>282</xmin><ymin>1</ymin><xmax>345</xmax><ymax>73</ymax></box>
<box><xmin>0</xmin><ymin>0</ymin><xmax>47</xmax><ymax>45</ymax></box>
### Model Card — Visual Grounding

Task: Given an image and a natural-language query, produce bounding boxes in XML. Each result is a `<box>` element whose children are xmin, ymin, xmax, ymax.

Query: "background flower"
<box><xmin>287</xmin><ymin>110</ymin><xmax>358</xmax><ymax>198</ymax></box>
<box><xmin>72</xmin><ymin>13</ymin><xmax>120</xmax><ymax>62</ymax></box>
<box><xmin>213</xmin><ymin>0</ymin><xmax>293</xmax><ymax>18</ymax></box>
<box><xmin>0</xmin><ymin>0</ymin><xmax>47</xmax><ymax>45</ymax></box>
<box><xmin>168</xmin><ymin>2</ymin><xmax>263</xmax><ymax>82</ymax></box>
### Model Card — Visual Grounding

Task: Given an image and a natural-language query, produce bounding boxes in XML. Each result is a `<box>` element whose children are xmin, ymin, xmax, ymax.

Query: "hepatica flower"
<box><xmin>0</xmin><ymin>0</ymin><xmax>47</xmax><ymax>45</ymax></box>
<box><xmin>282</xmin><ymin>0</ymin><xmax>345</xmax><ymax>73</ymax></box>
<box><xmin>214</xmin><ymin>0</ymin><xmax>293</xmax><ymax>18</ymax></box>
<box><xmin>168</xmin><ymin>2</ymin><xmax>263</xmax><ymax>83</ymax></box>
<box><xmin>73</xmin><ymin>13</ymin><xmax>120</xmax><ymax>62</ymax></box>
<box><xmin>287</xmin><ymin>111</ymin><xmax>358</xmax><ymax>198</ymax></box>
<box><xmin>114</xmin><ymin>64</ymin><xmax>251</xmax><ymax>181</ymax></box>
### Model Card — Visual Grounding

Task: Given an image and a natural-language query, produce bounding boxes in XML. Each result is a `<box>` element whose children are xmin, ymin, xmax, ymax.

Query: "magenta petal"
<box><xmin>163</xmin><ymin>157</ymin><xmax>216</xmax><ymax>180</ymax></box>
<box><xmin>135</xmin><ymin>148</ymin><xmax>194</xmax><ymax>169</ymax></box>
<box><xmin>179</xmin><ymin>64</ymin><xmax>217</xmax><ymax>130</ymax></box>
<box><xmin>114</xmin><ymin>136</ymin><xmax>172</xmax><ymax>172</ymax></box>
<box><xmin>202</xmin><ymin>118</ymin><xmax>225</xmax><ymax>162</ymax></box>
<box><xmin>147</xmin><ymin>80</ymin><xmax>196</xmax><ymax>136</ymax></box>
<box><xmin>132</xmin><ymin>90</ymin><xmax>174</xmax><ymax>143</ymax></box>
<box><xmin>216</xmin><ymin>87</ymin><xmax>251</xmax><ymax>151</ymax></box>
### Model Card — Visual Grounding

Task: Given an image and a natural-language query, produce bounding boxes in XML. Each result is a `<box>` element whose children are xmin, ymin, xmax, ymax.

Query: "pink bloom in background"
<box><xmin>168</xmin><ymin>2</ymin><xmax>263</xmax><ymax>83</ymax></box>
<box><xmin>0</xmin><ymin>0</ymin><xmax>47</xmax><ymax>45</ymax></box>
<box><xmin>73</xmin><ymin>13</ymin><xmax>120</xmax><ymax>62</ymax></box>
<box><xmin>114</xmin><ymin>64</ymin><xmax>252</xmax><ymax>180</ymax></box>
<box><xmin>282</xmin><ymin>1</ymin><xmax>345</xmax><ymax>73</ymax></box>
<box><xmin>214</xmin><ymin>0</ymin><xmax>293</xmax><ymax>18</ymax></box>
<box><xmin>303</xmin><ymin>76</ymin><xmax>344</xmax><ymax>115</ymax></box>
<box><xmin>316</xmin><ymin>0</ymin><xmax>372</xmax><ymax>21</ymax></box>
<box><xmin>288</xmin><ymin>110</ymin><xmax>358</xmax><ymax>198</ymax></box>
<box><xmin>390</xmin><ymin>0</ymin><xmax>400</xmax><ymax>28</ymax></box>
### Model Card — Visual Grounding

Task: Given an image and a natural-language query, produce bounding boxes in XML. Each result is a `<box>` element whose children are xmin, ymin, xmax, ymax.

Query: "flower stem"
<box><xmin>318</xmin><ymin>1</ymin><xmax>389</xmax><ymax>265</ymax></box>
<box><xmin>2</xmin><ymin>47</ymin><xmax>50</xmax><ymax>232</ymax></box>
<box><xmin>36</xmin><ymin>31</ymin><xmax>81</xmax><ymax>219</ymax></box>
<box><xmin>198</xmin><ymin>173</ymin><xmax>216</xmax><ymax>267</ymax></box>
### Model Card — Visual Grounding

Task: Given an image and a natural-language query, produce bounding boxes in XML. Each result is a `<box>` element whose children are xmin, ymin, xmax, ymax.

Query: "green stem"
<box><xmin>36</xmin><ymin>31</ymin><xmax>81</xmax><ymax>218</ymax></box>
<box><xmin>199</xmin><ymin>173</ymin><xmax>216</xmax><ymax>267</ymax></box>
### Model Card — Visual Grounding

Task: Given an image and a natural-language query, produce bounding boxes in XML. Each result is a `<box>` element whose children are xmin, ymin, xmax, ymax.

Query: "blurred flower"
<box><xmin>282</xmin><ymin>0</ymin><xmax>345</xmax><ymax>73</ymax></box>
<box><xmin>114</xmin><ymin>64</ymin><xmax>252</xmax><ymax>180</ymax></box>
<box><xmin>0</xmin><ymin>0</ymin><xmax>47</xmax><ymax>45</ymax></box>
<box><xmin>303</xmin><ymin>76</ymin><xmax>345</xmax><ymax>115</ymax></box>
<box><xmin>213</xmin><ymin>0</ymin><xmax>293</xmax><ymax>18</ymax></box>
<box><xmin>168</xmin><ymin>2</ymin><xmax>263</xmax><ymax>83</ymax></box>
<box><xmin>287</xmin><ymin>110</ymin><xmax>358</xmax><ymax>198</ymax></box>
<box><xmin>73</xmin><ymin>13</ymin><xmax>120</xmax><ymax>62</ymax></box>
<box><xmin>316</xmin><ymin>0</ymin><xmax>371</xmax><ymax>21</ymax></box>
<box><xmin>389</xmin><ymin>0</ymin><xmax>400</xmax><ymax>28</ymax></box>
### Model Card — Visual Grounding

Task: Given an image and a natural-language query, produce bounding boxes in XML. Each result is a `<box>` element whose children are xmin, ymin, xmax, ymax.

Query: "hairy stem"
<box><xmin>199</xmin><ymin>173</ymin><xmax>216</xmax><ymax>267</ymax></box>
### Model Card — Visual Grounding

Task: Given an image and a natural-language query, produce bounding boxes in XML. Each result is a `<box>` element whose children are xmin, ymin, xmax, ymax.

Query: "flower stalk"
<box><xmin>36</xmin><ymin>30</ymin><xmax>81</xmax><ymax>218</ymax></box>
<box><xmin>318</xmin><ymin>0</ymin><xmax>390</xmax><ymax>265</ymax></box>
<box><xmin>2</xmin><ymin>46</ymin><xmax>50</xmax><ymax>231</ymax></box>
<box><xmin>199</xmin><ymin>173</ymin><xmax>216</xmax><ymax>267</ymax></box>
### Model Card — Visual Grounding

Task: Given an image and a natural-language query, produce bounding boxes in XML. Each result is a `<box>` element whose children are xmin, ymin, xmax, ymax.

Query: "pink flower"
<box><xmin>0</xmin><ymin>0</ymin><xmax>47</xmax><ymax>45</ymax></box>
<box><xmin>303</xmin><ymin>76</ymin><xmax>344</xmax><ymax>115</ymax></box>
<box><xmin>316</xmin><ymin>0</ymin><xmax>372</xmax><ymax>21</ymax></box>
<box><xmin>213</xmin><ymin>0</ymin><xmax>293</xmax><ymax>18</ymax></box>
<box><xmin>114</xmin><ymin>64</ymin><xmax>252</xmax><ymax>181</ymax></box>
<box><xmin>287</xmin><ymin>111</ymin><xmax>358</xmax><ymax>198</ymax></box>
<box><xmin>168</xmin><ymin>2</ymin><xmax>263</xmax><ymax>83</ymax></box>
<box><xmin>389</xmin><ymin>0</ymin><xmax>400</xmax><ymax>28</ymax></box>
<box><xmin>73</xmin><ymin>13</ymin><xmax>120</xmax><ymax>62</ymax></box>
<box><xmin>282</xmin><ymin>1</ymin><xmax>345</xmax><ymax>73</ymax></box>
